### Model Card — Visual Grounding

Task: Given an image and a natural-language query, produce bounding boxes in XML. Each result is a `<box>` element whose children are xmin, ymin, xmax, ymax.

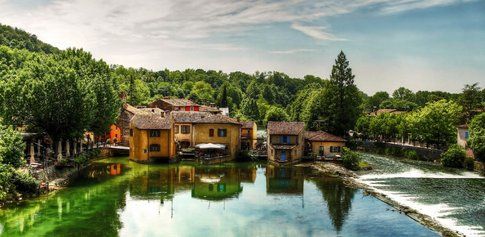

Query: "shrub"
<box><xmin>441</xmin><ymin>145</ymin><xmax>466</xmax><ymax>168</ymax></box>
<box><xmin>464</xmin><ymin>157</ymin><xmax>475</xmax><ymax>171</ymax></box>
<box><xmin>342</xmin><ymin>147</ymin><xmax>361</xmax><ymax>171</ymax></box>
<box><xmin>0</xmin><ymin>164</ymin><xmax>15</xmax><ymax>201</ymax></box>
<box><xmin>11</xmin><ymin>170</ymin><xmax>39</xmax><ymax>194</ymax></box>
<box><xmin>405</xmin><ymin>150</ymin><xmax>419</xmax><ymax>160</ymax></box>
<box><xmin>236</xmin><ymin>150</ymin><xmax>251</xmax><ymax>161</ymax></box>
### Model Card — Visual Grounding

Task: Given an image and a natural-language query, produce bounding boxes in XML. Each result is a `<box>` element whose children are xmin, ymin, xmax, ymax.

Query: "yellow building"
<box><xmin>304</xmin><ymin>131</ymin><xmax>346</xmax><ymax>160</ymax></box>
<box><xmin>129</xmin><ymin>113</ymin><xmax>174</xmax><ymax>162</ymax></box>
<box><xmin>267</xmin><ymin>121</ymin><xmax>305</xmax><ymax>164</ymax></box>
<box><xmin>170</xmin><ymin>111</ymin><xmax>242</xmax><ymax>160</ymax></box>
<box><xmin>241</xmin><ymin>121</ymin><xmax>257</xmax><ymax>150</ymax></box>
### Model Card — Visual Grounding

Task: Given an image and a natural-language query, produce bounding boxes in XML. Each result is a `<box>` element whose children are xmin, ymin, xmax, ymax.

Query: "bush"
<box><xmin>441</xmin><ymin>145</ymin><xmax>466</xmax><ymax>168</ymax></box>
<box><xmin>236</xmin><ymin>150</ymin><xmax>251</xmax><ymax>161</ymax></box>
<box><xmin>11</xmin><ymin>170</ymin><xmax>39</xmax><ymax>194</ymax></box>
<box><xmin>464</xmin><ymin>157</ymin><xmax>475</xmax><ymax>171</ymax></box>
<box><xmin>405</xmin><ymin>150</ymin><xmax>419</xmax><ymax>160</ymax></box>
<box><xmin>342</xmin><ymin>147</ymin><xmax>361</xmax><ymax>171</ymax></box>
<box><xmin>0</xmin><ymin>164</ymin><xmax>15</xmax><ymax>201</ymax></box>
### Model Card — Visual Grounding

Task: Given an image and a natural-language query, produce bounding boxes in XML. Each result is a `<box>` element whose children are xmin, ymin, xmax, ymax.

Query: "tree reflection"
<box><xmin>315</xmin><ymin>177</ymin><xmax>356</xmax><ymax>232</ymax></box>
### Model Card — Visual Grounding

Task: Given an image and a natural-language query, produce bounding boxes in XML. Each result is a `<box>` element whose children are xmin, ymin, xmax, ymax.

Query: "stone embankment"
<box><xmin>308</xmin><ymin>162</ymin><xmax>464</xmax><ymax>237</ymax></box>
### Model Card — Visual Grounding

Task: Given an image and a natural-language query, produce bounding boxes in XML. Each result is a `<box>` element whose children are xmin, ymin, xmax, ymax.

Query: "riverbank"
<box><xmin>305</xmin><ymin>162</ymin><xmax>464</xmax><ymax>237</ymax></box>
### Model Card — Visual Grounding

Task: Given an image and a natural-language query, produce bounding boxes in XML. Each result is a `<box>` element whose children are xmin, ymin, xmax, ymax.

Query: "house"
<box><xmin>241</xmin><ymin>121</ymin><xmax>257</xmax><ymax>151</ymax></box>
<box><xmin>104</xmin><ymin>103</ymin><xmax>140</xmax><ymax>146</ymax></box>
<box><xmin>129</xmin><ymin>112</ymin><xmax>174</xmax><ymax>162</ymax></box>
<box><xmin>457</xmin><ymin>124</ymin><xmax>469</xmax><ymax>148</ymax></box>
<box><xmin>199</xmin><ymin>105</ymin><xmax>222</xmax><ymax>114</ymax></box>
<box><xmin>170</xmin><ymin>111</ymin><xmax>242</xmax><ymax>160</ymax></box>
<box><xmin>267</xmin><ymin>121</ymin><xmax>305</xmax><ymax>164</ymax></box>
<box><xmin>304</xmin><ymin>131</ymin><xmax>346</xmax><ymax>160</ymax></box>
<box><xmin>149</xmin><ymin>98</ymin><xmax>200</xmax><ymax>112</ymax></box>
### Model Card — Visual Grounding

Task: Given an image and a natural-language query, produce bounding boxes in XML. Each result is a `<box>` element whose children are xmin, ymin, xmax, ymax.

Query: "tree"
<box><xmin>264</xmin><ymin>106</ymin><xmax>289</xmax><ymax>126</ymax></box>
<box><xmin>459</xmin><ymin>83</ymin><xmax>483</xmax><ymax>122</ymax></box>
<box><xmin>469</xmin><ymin>112</ymin><xmax>485</xmax><ymax>161</ymax></box>
<box><xmin>240</xmin><ymin>96</ymin><xmax>259</xmax><ymax>122</ymax></box>
<box><xmin>411</xmin><ymin>100</ymin><xmax>462</xmax><ymax>149</ymax></box>
<box><xmin>365</xmin><ymin>91</ymin><xmax>390</xmax><ymax>112</ymax></box>
<box><xmin>188</xmin><ymin>81</ymin><xmax>215</xmax><ymax>104</ymax></box>
<box><xmin>319</xmin><ymin>51</ymin><xmax>362</xmax><ymax>136</ymax></box>
<box><xmin>441</xmin><ymin>144</ymin><xmax>466</xmax><ymax>168</ymax></box>
<box><xmin>392</xmin><ymin>87</ymin><xmax>415</xmax><ymax>102</ymax></box>
<box><xmin>217</xmin><ymin>83</ymin><xmax>228</xmax><ymax>107</ymax></box>
<box><xmin>0</xmin><ymin>124</ymin><xmax>25</xmax><ymax>168</ymax></box>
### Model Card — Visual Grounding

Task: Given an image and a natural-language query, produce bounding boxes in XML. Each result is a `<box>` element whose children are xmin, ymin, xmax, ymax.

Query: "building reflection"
<box><xmin>128</xmin><ymin>164</ymin><xmax>257</xmax><ymax>202</ymax></box>
<box><xmin>265</xmin><ymin>164</ymin><xmax>304</xmax><ymax>195</ymax></box>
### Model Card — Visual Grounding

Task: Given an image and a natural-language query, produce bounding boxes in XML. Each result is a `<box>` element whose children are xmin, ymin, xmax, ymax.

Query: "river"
<box><xmin>359</xmin><ymin>153</ymin><xmax>485</xmax><ymax>237</ymax></box>
<box><xmin>0</xmin><ymin>157</ymin><xmax>439</xmax><ymax>237</ymax></box>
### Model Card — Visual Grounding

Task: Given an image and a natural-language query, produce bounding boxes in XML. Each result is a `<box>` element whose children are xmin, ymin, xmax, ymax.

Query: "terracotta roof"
<box><xmin>199</xmin><ymin>105</ymin><xmax>221</xmax><ymax>113</ymax></box>
<box><xmin>267</xmin><ymin>121</ymin><xmax>305</xmax><ymax>135</ymax></box>
<box><xmin>123</xmin><ymin>103</ymin><xmax>141</xmax><ymax>115</ymax></box>
<box><xmin>271</xmin><ymin>144</ymin><xmax>297</xmax><ymax>150</ymax></box>
<box><xmin>241</xmin><ymin>121</ymin><xmax>255</xmax><ymax>129</ymax></box>
<box><xmin>131</xmin><ymin>113</ymin><xmax>171</xmax><ymax>130</ymax></box>
<box><xmin>162</xmin><ymin>98</ymin><xmax>199</xmax><ymax>107</ymax></box>
<box><xmin>305</xmin><ymin>131</ymin><xmax>346</xmax><ymax>142</ymax></box>
<box><xmin>139</xmin><ymin>107</ymin><xmax>164</xmax><ymax>114</ymax></box>
<box><xmin>457</xmin><ymin>124</ymin><xmax>468</xmax><ymax>129</ymax></box>
<box><xmin>172</xmin><ymin>111</ymin><xmax>241</xmax><ymax>125</ymax></box>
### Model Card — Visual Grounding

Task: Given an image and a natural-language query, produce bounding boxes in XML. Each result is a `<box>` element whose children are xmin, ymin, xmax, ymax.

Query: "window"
<box><xmin>130</xmin><ymin>129</ymin><xmax>133</xmax><ymax>136</ymax></box>
<box><xmin>175</xmin><ymin>125</ymin><xmax>179</xmax><ymax>134</ymax></box>
<box><xmin>465</xmin><ymin>131</ymin><xmax>469</xmax><ymax>139</ymax></box>
<box><xmin>330</xmin><ymin>146</ymin><xmax>341</xmax><ymax>153</ymax></box>
<box><xmin>281</xmin><ymin>136</ymin><xmax>289</xmax><ymax>144</ymax></box>
<box><xmin>181</xmin><ymin>125</ymin><xmax>191</xmax><ymax>134</ymax></box>
<box><xmin>319</xmin><ymin>146</ymin><xmax>324</xmax><ymax>156</ymax></box>
<box><xmin>209</xmin><ymin>129</ymin><xmax>214</xmax><ymax>137</ymax></box>
<box><xmin>149</xmin><ymin>144</ymin><xmax>160</xmax><ymax>152</ymax></box>
<box><xmin>218</xmin><ymin>129</ymin><xmax>227</xmax><ymax>137</ymax></box>
<box><xmin>150</xmin><ymin>130</ymin><xmax>161</xmax><ymax>137</ymax></box>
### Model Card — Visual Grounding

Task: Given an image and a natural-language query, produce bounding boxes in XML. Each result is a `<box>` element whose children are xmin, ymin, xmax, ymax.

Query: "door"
<box><xmin>280</xmin><ymin>150</ymin><xmax>287</xmax><ymax>162</ymax></box>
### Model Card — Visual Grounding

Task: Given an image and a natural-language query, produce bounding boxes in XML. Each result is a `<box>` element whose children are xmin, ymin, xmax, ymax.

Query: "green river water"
<box><xmin>0</xmin><ymin>157</ymin><xmax>443</xmax><ymax>237</ymax></box>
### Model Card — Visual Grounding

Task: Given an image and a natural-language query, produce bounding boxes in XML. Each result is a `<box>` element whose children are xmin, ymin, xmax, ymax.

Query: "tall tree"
<box><xmin>459</xmin><ymin>83</ymin><xmax>483</xmax><ymax>122</ymax></box>
<box><xmin>320</xmin><ymin>51</ymin><xmax>362</xmax><ymax>135</ymax></box>
<box><xmin>469</xmin><ymin>112</ymin><xmax>485</xmax><ymax>161</ymax></box>
<box><xmin>392</xmin><ymin>87</ymin><xmax>415</xmax><ymax>102</ymax></box>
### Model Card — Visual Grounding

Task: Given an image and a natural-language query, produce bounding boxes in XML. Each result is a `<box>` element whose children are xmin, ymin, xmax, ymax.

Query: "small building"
<box><xmin>457</xmin><ymin>124</ymin><xmax>469</xmax><ymax>148</ymax></box>
<box><xmin>170</xmin><ymin>111</ymin><xmax>242</xmax><ymax>160</ymax></box>
<box><xmin>104</xmin><ymin>103</ymin><xmax>140</xmax><ymax>146</ymax></box>
<box><xmin>304</xmin><ymin>131</ymin><xmax>346</xmax><ymax>160</ymax></box>
<box><xmin>199</xmin><ymin>105</ymin><xmax>222</xmax><ymax>114</ymax></box>
<box><xmin>267</xmin><ymin>121</ymin><xmax>305</xmax><ymax>164</ymax></box>
<box><xmin>129</xmin><ymin>113</ymin><xmax>174</xmax><ymax>162</ymax></box>
<box><xmin>149</xmin><ymin>98</ymin><xmax>200</xmax><ymax>112</ymax></box>
<box><xmin>241</xmin><ymin>121</ymin><xmax>257</xmax><ymax>151</ymax></box>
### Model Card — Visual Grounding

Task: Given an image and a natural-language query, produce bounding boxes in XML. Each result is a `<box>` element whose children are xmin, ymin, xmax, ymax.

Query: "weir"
<box><xmin>358</xmin><ymin>153</ymin><xmax>485</xmax><ymax>237</ymax></box>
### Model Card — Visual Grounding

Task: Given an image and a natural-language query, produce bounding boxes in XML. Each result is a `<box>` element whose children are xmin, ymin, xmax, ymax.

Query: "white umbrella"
<box><xmin>195</xmin><ymin>143</ymin><xmax>226</xmax><ymax>149</ymax></box>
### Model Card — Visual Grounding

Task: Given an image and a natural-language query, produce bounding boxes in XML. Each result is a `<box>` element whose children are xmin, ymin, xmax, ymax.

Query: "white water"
<box><xmin>359</xmin><ymin>155</ymin><xmax>485</xmax><ymax>237</ymax></box>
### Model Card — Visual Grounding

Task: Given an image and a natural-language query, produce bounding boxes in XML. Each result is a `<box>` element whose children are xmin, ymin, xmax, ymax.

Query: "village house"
<box><xmin>170</xmin><ymin>111</ymin><xmax>242</xmax><ymax>161</ymax></box>
<box><xmin>149</xmin><ymin>98</ymin><xmax>200</xmax><ymax>111</ymax></box>
<box><xmin>240</xmin><ymin>121</ymin><xmax>258</xmax><ymax>151</ymax></box>
<box><xmin>267</xmin><ymin>121</ymin><xmax>305</xmax><ymax>164</ymax></box>
<box><xmin>129</xmin><ymin>112</ymin><xmax>174</xmax><ymax>162</ymax></box>
<box><xmin>103</xmin><ymin>103</ymin><xmax>141</xmax><ymax>146</ymax></box>
<box><xmin>304</xmin><ymin>131</ymin><xmax>346</xmax><ymax>160</ymax></box>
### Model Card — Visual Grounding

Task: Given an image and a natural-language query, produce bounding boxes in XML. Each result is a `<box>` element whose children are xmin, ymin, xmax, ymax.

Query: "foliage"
<box><xmin>0</xmin><ymin>23</ymin><xmax>59</xmax><ymax>54</ymax></box>
<box><xmin>464</xmin><ymin>157</ymin><xmax>475</xmax><ymax>171</ymax></box>
<box><xmin>11</xmin><ymin>169</ymin><xmax>39</xmax><ymax>194</ymax></box>
<box><xmin>264</xmin><ymin>106</ymin><xmax>289</xmax><ymax>126</ymax></box>
<box><xmin>0</xmin><ymin>125</ymin><xmax>25</xmax><ymax>168</ymax></box>
<box><xmin>405</xmin><ymin>150</ymin><xmax>419</xmax><ymax>160</ymax></box>
<box><xmin>240</xmin><ymin>96</ymin><xmax>260</xmax><ymax>122</ymax></box>
<box><xmin>0</xmin><ymin>164</ymin><xmax>14</xmax><ymax>201</ymax></box>
<box><xmin>364</xmin><ymin>91</ymin><xmax>390</xmax><ymax>112</ymax></box>
<box><xmin>468</xmin><ymin>112</ymin><xmax>485</xmax><ymax>161</ymax></box>
<box><xmin>441</xmin><ymin>144</ymin><xmax>466</xmax><ymax>168</ymax></box>
<box><xmin>459</xmin><ymin>83</ymin><xmax>483</xmax><ymax>122</ymax></box>
<box><xmin>342</xmin><ymin>147</ymin><xmax>360</xmax><ymax>171</ymax></box>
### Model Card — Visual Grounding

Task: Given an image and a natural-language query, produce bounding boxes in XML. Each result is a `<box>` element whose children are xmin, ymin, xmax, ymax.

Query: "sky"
<box><xmin>0</xmin><ymin>0</ymin><xmax>484</xmax><ymax>94</ymax></box>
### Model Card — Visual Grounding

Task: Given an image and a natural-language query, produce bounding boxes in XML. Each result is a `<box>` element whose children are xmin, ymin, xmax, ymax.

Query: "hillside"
<box><xmin>0</xmin><ymin>23</ymin><xmax>59</xmax><ymax>54</ymax></box>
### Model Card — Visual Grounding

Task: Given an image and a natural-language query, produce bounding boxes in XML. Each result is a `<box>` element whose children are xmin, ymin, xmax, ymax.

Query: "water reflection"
<box><xmin>0</xmin><ymin>159</ymin><xmax>439</xmax><ymax>237</ymax></box>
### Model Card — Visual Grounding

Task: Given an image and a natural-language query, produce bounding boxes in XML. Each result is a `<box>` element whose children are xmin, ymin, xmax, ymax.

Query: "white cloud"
<box><xmin>290</xmin><ymin>22</ymin><xmax>346</xmax><ymax>41</ymax></box>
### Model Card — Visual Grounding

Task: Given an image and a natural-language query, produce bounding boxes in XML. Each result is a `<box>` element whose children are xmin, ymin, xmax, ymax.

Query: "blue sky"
<box><xmin>0</xmin><ymin>0</ymin><xmax>484</xmax><ymax>94</ymax></box>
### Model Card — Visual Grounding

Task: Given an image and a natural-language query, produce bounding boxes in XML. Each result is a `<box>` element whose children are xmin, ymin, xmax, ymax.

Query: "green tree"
<box><xmin>365</xmin><ymin>91</ymin><xmax>390</xmax><ymax>112</ymax></box>
<box><xmin>459</xmin><ymin>83</ymin><xmax>483</xmax><ymax>122</ymax></box>
<box><xmin>240</xmin><ymin>96</ymin><xmax>259</xmax><ymax>122</ymax></box>
<box><xmin>264</xmin><ymin>106</ymin><xmax>289</xmax><ymax>126</ymax></box>
<box><xmin>469</xmin><ymin>112</ymin><xmax>485</xmax><ymax>161</ymax></box>
<box><xmin>320</xmin><ymin>51</ymin><xmax>362</xmax><ymax>136</ymax></box>
<box><xmin>188</xmin><ymin>81</ymin><xmax>215</xmax><ymax>104</ymax></box>
<box><xmin>217</xmin><ymin>83</ymin><xmax>228</xmax><ymax>107</ymax></box>
<box><xmin>392</xmin><ymin>87</ymin><xmax>415</xmax><ymax>102</ymax></box>
<box><xmin>441</xmin><ymin>144</ymin><xmax>466</xmax><ymax>168</ymax></box>
<box><xmin>0</xmin><ymin>125</ymin><xmax>25</xmax><ymax>168</ymax></box>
